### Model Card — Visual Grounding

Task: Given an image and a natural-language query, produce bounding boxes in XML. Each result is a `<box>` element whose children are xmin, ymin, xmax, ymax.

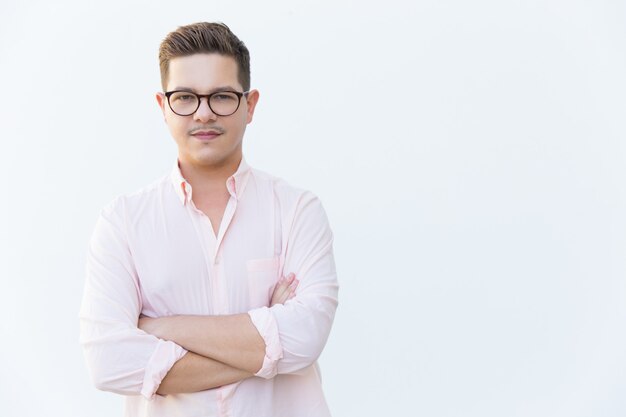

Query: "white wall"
<box><xmin>1</xmin><ymin>0</ymin><xmax>625</xmax><ymax>416</ymax></box>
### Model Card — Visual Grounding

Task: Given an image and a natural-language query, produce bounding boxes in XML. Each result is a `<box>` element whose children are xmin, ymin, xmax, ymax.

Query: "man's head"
<box><xmin>155</xmin><ymin>22</ymin><xmax>259</xmax><ymax>171</ymax></box>
<box><xmin>158</xmin><ymin>22</ymin><xmax>250</xmax><ymax>92</ymax></box>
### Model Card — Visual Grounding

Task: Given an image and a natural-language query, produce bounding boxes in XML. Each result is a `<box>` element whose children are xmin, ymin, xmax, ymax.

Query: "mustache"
<box><xmin>188</xmin><ymin>126</ymin><xmax>225</xmax><ymax>135</ymax></box>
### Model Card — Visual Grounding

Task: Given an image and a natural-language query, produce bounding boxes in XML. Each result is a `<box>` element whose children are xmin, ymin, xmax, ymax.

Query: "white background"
<box><xmin>1</xmin><ymin>0</ymin><xmax>625</xmax><ymax>416</ymax></box>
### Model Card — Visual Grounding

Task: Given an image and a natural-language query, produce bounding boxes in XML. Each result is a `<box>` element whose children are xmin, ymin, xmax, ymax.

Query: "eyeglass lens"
<box><xmin>168</xmin><ymin>91</ymin><xmax>241</xmax><ymax>116</ymax></box>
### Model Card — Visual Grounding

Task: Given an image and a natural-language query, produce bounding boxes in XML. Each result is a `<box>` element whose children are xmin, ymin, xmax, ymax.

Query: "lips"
<box><xmin>191</xmin><ymin>130</ymin><xmax>222</xmax><ymax>140</ymax></box>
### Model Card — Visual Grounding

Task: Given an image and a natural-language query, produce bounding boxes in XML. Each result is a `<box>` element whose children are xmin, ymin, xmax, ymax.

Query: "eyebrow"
<box><xmin>170</xmin><ymin>86</ymin><xmax>241</xmax><ymax>93</ymax></box>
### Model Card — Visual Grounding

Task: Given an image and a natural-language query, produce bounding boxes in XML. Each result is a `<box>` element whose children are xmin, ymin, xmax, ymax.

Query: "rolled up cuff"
<box><xmin>140</xmin><ymin>339</ymin><xmax>188</xmax><ymax>400</ymax></box>
<box><xmin>248</xmin><ymin>306</ymin><xmax>283</xmax><ymax>379</ymax></box>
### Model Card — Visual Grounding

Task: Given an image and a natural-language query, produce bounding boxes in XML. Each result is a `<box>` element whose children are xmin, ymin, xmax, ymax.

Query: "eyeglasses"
<box><xmin>164</xmin><ymin>90</ymin><xmax>249</xmax><ymax>117</ymax></box>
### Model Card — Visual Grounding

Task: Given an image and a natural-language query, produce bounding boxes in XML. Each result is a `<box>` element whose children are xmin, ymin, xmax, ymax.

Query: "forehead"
<box><xmin>167</xmin><ymin>53</ymin><xmax>241</xmax><ymax>91</ymax></box>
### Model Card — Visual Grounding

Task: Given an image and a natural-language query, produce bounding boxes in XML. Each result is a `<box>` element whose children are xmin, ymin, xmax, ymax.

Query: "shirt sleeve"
<box><xmin>248</xmin><ymin>191</ymin><xmax>339</xmax><ymax>378</ymax></box>
<box><xmin>79</xmin><ymin>197</ymin><xmax>187</xmax><ymax>399</ymax></box>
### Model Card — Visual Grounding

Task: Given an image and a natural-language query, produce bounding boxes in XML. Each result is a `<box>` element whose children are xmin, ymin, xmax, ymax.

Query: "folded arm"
<box><xmin>156</xmin><ymin>351</ymin><xmax>252</xmax><ymax>395</ymax></box>
<box><xmin>138</xmin><ymin>192</ymin><xmax>339</xmax><ymax>380</ymax></box>
<box><xmin>80</xmin><ymin>199</ymin><xmax>249</xmax><ymax>398</ymax></box>
<box><xmin>139</xmin><ymin>273</ymin><xmax>299</xmax><ymax>374</ymax></box>
<box><xmin>249</xmin><ymin>191</ymin><xmax>339</xmax><ymax>378</ymax></box>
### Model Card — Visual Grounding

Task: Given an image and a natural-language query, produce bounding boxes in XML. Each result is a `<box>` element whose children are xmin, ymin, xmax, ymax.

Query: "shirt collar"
<box><xmin>170</xmin><ymin>156</ymin><xmax>252</xmax><ymax>206</ymax></box>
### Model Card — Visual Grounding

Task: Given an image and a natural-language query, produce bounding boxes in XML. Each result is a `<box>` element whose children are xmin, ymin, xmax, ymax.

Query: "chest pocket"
<box><xmin>245</xmin><ymin>188</ymin><xmax>285</xmax><ymax>308</ymax></box>
<box><xmin>246</xmin><ymin>257</ymin><xmax>280</xmax><ymax>308</ymax></box>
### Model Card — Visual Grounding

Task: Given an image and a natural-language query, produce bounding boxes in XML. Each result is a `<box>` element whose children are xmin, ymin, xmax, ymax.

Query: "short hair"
<box><xmin>158</xmin><ymin>22</ymin><xmax>251</xmax><ymax>91</ymax></box>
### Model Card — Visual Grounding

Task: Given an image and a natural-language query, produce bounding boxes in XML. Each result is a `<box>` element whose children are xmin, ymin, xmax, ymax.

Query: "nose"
<box><xmin>193</xmin><ymin>97</ymin><xmax>217</xmax><ymax>123</ymax></box>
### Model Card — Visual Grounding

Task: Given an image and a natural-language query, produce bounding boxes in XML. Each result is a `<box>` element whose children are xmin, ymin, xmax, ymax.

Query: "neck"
<box><xmin>178</xmin><ymin>153</ymin><xmax>242</xmax><ymax>195</ymax></box>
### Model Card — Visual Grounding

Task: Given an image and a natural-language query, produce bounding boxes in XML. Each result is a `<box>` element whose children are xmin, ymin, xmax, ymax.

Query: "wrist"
<box><xmin>159</xmin><ymin>315</ymin><xmax>179</xmax><ymax>340</ymax></box>
<box><xmin>139</xmin><ymin>315</ymin><xmax>177</xmax><ymax>340</ymax></box>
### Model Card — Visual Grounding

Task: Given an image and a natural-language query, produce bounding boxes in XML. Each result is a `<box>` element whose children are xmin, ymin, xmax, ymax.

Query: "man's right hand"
<box><xmin>270</xmin><ymin>273</ymin><xmax>299</xmax><ymax>306</ymax></box>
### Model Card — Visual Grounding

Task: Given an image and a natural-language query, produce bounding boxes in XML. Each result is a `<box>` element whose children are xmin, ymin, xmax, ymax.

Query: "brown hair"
<box><xmin>158</xmin><ymin>22</ymin><xmax>251</xmax><ymax>91</ymax></box>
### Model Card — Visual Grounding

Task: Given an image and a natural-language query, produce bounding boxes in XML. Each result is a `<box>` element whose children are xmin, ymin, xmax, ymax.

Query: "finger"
<box><xmin>273</xmin><ymin>274</ymin><xmax>295</xmax><ymax>298</ymax></box>
<box><xmin>278</xmin><ymin>291</ymin><xmax>290</xmax><ymax>304</ymax></box>
<box><xmin>271</xmin><ymin>290</ymin><xmax>289</xmax><ymax>306</ymax></box>
<box><xmin>287</xmin><ymin>279</ymin><xmax>299</xmax><ymax>299</ymax></box>
<box><xmin>270</xmin><ymin>276</ymin><xmax>291</xmax><ymax>305</ymax></box>
<box><xmin>272</xmin><ymin>276</ymin><xmax>290</xmax><ymax>299</ymax></box>
<box><xmin>270</xmin><ymin>273</ymin><xmax>298</xmax><ymax>306</ymax></box>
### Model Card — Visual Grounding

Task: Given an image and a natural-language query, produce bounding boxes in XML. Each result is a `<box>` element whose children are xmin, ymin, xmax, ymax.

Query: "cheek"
<box><xmin>165</xmin><ymin>117</ymin><xmax>187</xmax><ymax>139</ymax></box>
<box><xmin>233</xmin><ymin>113</ymin><xmax>249</xmax><ymax>131</ymax></box>
<box><xmin>229</xmin><ymin>122</ymin><xmax>246</xmax><ymax>139</ymax></box>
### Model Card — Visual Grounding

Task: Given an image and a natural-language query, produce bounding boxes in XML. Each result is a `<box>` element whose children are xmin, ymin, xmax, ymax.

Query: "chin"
<box><xmin>180</xmin><ymin>144</ymin><xmax>241</xmax><ymax>168</ymax></box>
<box><xmin>192</xmin><ymin>152</ymin><xmax>234</xmax><ymax>168</ymax></box>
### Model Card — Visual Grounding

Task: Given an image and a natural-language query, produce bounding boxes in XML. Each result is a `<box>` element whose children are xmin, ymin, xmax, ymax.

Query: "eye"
<box><xmin>212</xmin><ymin>93</ymin><xmax>237</xmax><ymax>101</ymax></box>
<box><xmin>170</xmin><ymin>92</ymin><xmax>197</xmax><ymax>103</ymax></box>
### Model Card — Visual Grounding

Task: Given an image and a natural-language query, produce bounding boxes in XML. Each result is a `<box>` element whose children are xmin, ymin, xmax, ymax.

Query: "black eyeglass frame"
<box><xmin>164</xmin><ymin>90</ymin><xmax>250</xmax><ymax>116</ymax></box>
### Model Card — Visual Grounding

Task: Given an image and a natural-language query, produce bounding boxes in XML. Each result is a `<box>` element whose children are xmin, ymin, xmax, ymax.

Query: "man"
<box><xmin>79</xmin><ymin>22</ymin><xmax>339</xmax><ymax>417</ymax></box>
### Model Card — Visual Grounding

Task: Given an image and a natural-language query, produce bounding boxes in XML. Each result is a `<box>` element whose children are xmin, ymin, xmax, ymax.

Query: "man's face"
<box><xmin>156</xmin><ymin>53</ymin><xmax>259</xmax><ymax>170</ymax></box>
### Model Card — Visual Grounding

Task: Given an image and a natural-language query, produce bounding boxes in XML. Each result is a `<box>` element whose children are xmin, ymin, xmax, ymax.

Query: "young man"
<box><xmin>79</xmin><ymin>22</ymin><xmax>339</xmax><ymax>417</ymax></box>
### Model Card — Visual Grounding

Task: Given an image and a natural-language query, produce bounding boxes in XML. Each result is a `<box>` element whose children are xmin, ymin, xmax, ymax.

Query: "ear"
<box><xmin>245</xmin><ymin>89</ymin><xmax>260</xmax><ymax>124</ymax></box>
<box><xmin>155</xmin><ymin>92</ymin><xmax>167</xmax><ymax>120</ymax></box>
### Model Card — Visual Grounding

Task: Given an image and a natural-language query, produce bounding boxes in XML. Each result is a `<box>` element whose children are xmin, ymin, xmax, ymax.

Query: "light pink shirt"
<box><xmin>79</xmin><ymin>157</ymin><xmax>339</xmax><ymax>417</ymax></box>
